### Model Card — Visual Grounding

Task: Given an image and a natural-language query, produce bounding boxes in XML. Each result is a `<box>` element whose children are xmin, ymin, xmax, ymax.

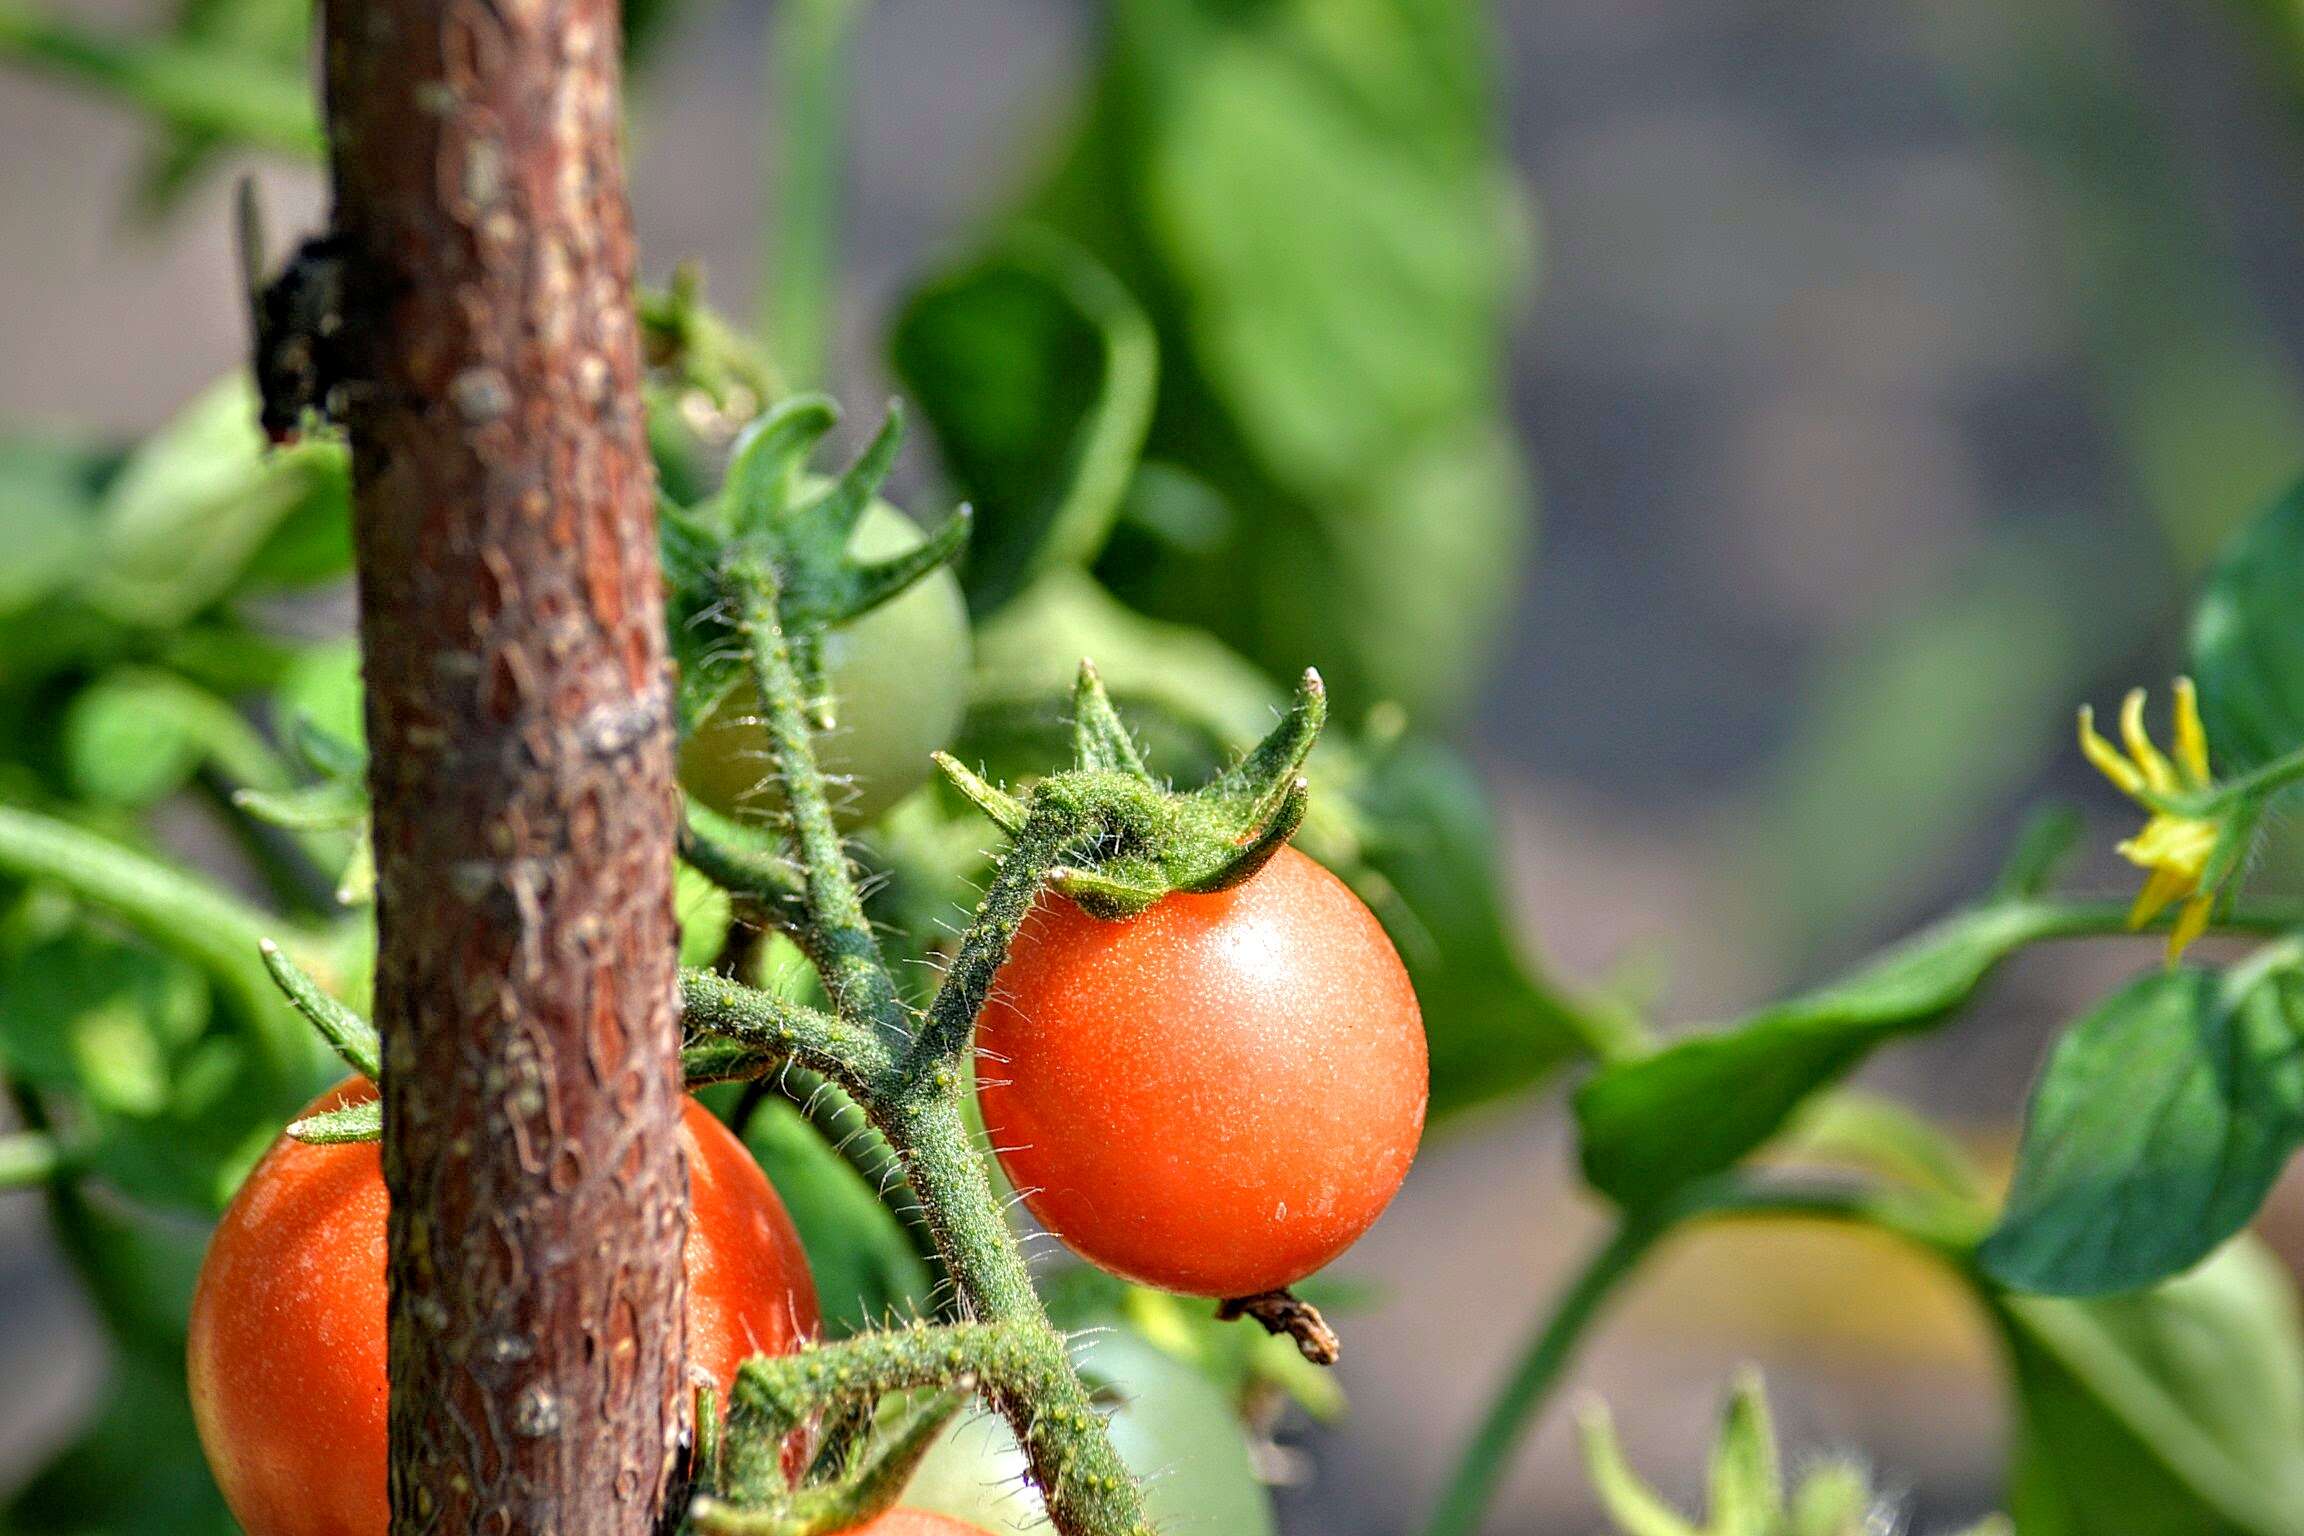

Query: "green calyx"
<box><xmin>662</xmin><ymin>395</ymin><xmax>971</xmax><ymax>735</ymax></box>
<box><xmin>935</xmin><ymin>659</ymin><xmax>1325</xmax><ymax>920</ymax></box>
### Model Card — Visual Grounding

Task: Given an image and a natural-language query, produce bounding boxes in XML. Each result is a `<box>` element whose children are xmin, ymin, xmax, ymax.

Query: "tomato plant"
<box><xmin>185</xmin><ymin>1082</ymin><xmax>819</xmax><ymax>1536</ymax></box>
<box><xmin>14</xmin><ymin>0</ymin><xmax>2304</xmax><ymax>1532</ymax></box>
<box><xmin>975</xmin><ymin>844</ymin><xmax>1426</xmax><ymax>1298</ymax></box>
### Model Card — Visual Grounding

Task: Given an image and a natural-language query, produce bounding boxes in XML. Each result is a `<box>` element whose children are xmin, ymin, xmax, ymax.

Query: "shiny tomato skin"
<box><xmin>187</xmin><ymin>1081</ymin><xmax>818</xmax><ymax>1536</ymax></box>
<box><xmin>975</xmin><ymin>845</ymin><xmax>1427</xmax><ymax>1297</ymax></box>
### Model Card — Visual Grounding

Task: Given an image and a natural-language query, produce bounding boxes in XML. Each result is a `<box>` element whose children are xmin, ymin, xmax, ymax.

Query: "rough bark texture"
<box><xmin>321</xmin><ymin>1</ymin><xmax>691</xmax><ymax>1531</ymax></box>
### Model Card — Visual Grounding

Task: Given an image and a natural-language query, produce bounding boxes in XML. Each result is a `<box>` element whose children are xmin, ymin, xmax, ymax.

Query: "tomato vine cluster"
<box><xmin>184</xmin><ymin>397</ymin><xmax>1430</xmax><ymax>1536</ymax></box>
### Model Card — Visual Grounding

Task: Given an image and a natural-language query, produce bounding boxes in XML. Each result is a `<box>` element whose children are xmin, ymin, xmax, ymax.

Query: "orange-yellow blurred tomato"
<box><xmin>976</xmin><ymin>845</ymin><xmax>1427</xmax><ymax>1297</ymax></box>
<box><xmin>187</xmin><ymin>1081</ymin><xmax>818</xmax><ymax>1536</ymax></box>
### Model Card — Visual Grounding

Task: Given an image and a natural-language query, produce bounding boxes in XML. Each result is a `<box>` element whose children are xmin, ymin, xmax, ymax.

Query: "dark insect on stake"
<box><xmin>236</xmin><ymin>178</ymin><xmax>351</xmax><ymax>445</ymax></box>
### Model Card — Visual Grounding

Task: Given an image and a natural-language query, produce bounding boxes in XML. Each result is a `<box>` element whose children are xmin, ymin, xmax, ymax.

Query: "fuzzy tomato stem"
<box><xmin>711</xmin><ymin>578</ymin><xmax>1155</xmax><ymax>1536</ymax></box>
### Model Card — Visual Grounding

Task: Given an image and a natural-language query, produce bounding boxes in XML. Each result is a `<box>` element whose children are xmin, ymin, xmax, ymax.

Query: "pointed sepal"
<box><xmin>1070</xmin><ymin>658</ymin><xmax>1150</xmax><ymax>776</ymax></box>
<box><xmin>288</xmin><ymin>1096</ymin><xmax>381</xmax><ymax>1145</ymax></box>
<box><xmin>946</xmin><ymin>663</ymin><xmax>1328</xmax><ymax>919</ymax></box>
<box><xmin>932</xmin><ymin>752</ymin><xmax>1029</xmax><ymax>834</ymax></box>
<box><xmin>663</xmin><ymin>397</ymin><xmax>970</xmax><ymax>738</ymax></box>
<box><xmin>261</xmin><ymin>939</ymin><xmax>380</xmax><ymax>1078</ymax></box>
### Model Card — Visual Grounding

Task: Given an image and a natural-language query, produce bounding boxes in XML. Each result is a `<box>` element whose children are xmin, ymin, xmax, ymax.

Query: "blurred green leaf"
<box><xmin>974</xmin><ymin>0</ymin><xmax>1535</xmax><ymax>717</ymax></box>
<box><xmin>126</xmin><ymin>0</ymin><xmax>311</xmax><ymax>214</ymax></box>
<box><xmin>4</xmin><ymin>1352</ymin><xmax>235</xmax><ymax>1536</ymax></box>
<box><xmin>272</xmin><ymin>638</ymin><xmax>365</xmax><ymax>753</ymax></box>
<box><xmin>740</xmin><ymin>1097</ymin><xmax>932</xmax><ymax>1337</ymax></box>
<box><xmin>0</xmin><ymin>803</ymin><xmax>327</xmax><ymax>1082</ymax></box>
<box><xmin>0</xmin><ymin>925</ymin><xmax>208</xmax><ymax>1114</ymax></box>
<box><xmin>963</xmin><ymin>568</ymin><xmax>1286</xmax><ymax>770</ymax></box>
<box><xmin>84</xmin><ymin>378</ymin><xmax>351</xmax><ymax>628</ymax></box>
<box><xmin>62</xmin><ymin>667</ymin><xmax>286</xmax><ymax>809</ymax></box>
<box><xmin>893</xmin><ymin>230</ymin><xmax>1157</xmax><ymax>613</ymax></box>
<box><xmin>1326</xmin><ymin>726</ymin><xmax>1597</xmax><ymax>1121</ymax></box>
<box><xmin>1982</xmin><ymin>957</ymin><xmax>2304</xmax><ymax>1298</ymax></box>
<box><xmin>1575</xmin><ymin>900</ymin><xmax>2077</xmax><ymax>1210</ymax></box>
<box><xmin>0</xmin><ymin>0</ymin><xmax>321</xmax><ymax>156</ymax></box>
<box><xmin>2193</xmin><ymin>478</ymin><xmax>2304</xmax><ymax>775</ymax></box>
<box><xmin>0</xmin><ymin>437</ymin><xmax>111</xmax><ymax>618</ymax></box>
<box><xmin>1995</xmin><ymin>1237</ymin><xmax>2304</xmax><ymax>1536</ymax></box>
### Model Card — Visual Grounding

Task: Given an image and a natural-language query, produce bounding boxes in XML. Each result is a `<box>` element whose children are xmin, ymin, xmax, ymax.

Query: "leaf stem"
<box><xmin>1423</xmin><ymin>1174</ymin><xmax>1981</xmax><ymax>1536</ymax></box>
<box><xmin>1422</xmin><ymin>1215</ymin><xmax>1670</xmax><ymax>1536</ymax></box>
<box><xmin>763</xmin><ymin>0</ymin><xmax>868</xmax><ymax>383</ymax></box>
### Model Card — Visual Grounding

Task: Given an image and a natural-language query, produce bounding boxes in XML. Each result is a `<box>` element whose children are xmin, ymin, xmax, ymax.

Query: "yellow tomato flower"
<box><xmin>2078</xmin><ymin>679</ymin><xmax>2222</xmax><ymax>962</ymax></box>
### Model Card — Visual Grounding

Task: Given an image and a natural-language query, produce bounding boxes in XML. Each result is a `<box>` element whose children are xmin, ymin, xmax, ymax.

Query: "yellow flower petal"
<box><xmin>2166</xmin><ymin>893</ymin><xmax>2215</xmax><ymax>964</ymax></box>
<box><xmin>2117</xmin><ymin>815</ymin><xmax>2217</xmax><ymax>879</ymax></box>
<box><xmin>2172</xmin><ymin>677</ymin><xmax>2211</xmax><ymax>789</ymax></box>
<box><xmin>2079</xmin><ymin>705</ymin><xmax>2146</xmax><ymax>797</ymax></box>
<box><xmin>2125</xmin><ymin>864</ymin><xmax>2192</xmax><ymax>929</ymax></box>
<box><xmin>2120</xmin><ymin>688</ymin><xmax>2178</xmax><ymax>795</ymax></box>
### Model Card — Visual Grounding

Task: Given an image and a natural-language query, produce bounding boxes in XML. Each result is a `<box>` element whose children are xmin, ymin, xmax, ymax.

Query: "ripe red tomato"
<box><xmin>975</xmin><ymin>845</ymin><xmax>1426</xmax><ymax>1297</ymax></box>
<box><xmin>187</xmin><ymin>1082</ymin><xmax>819</xmax><ymax>1536</ymax></box>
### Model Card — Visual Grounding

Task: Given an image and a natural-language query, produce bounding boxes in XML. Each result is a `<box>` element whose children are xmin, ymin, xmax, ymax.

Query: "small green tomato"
<box><xmin>680</xmin><ymin>501</ymin><xmax>971</xmax><ymax>827</ymax></box>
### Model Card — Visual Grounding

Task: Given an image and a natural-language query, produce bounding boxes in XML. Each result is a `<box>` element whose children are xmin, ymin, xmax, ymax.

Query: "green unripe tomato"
<box><xmin>680</xmin><ymin>501</ymin><xmax>971</xmax><ymax>827</ymax></box>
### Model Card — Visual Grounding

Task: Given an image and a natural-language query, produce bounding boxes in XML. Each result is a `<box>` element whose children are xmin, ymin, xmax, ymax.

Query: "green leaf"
<box><xmin>288</xmin><ymin>1095</ymin><xmax>380</xmax><ymax>1144</ymax></box>
<box><xmin>1007</xmin><ymin>0</ymin><xmax>1536</xmax><ymax>717</ymax></box>
<box><xmin>892</xmin><ymin>230</ymin><xmax>1157</xmax><ymax>613</ymax></box>
<box><xmin>1575</xmin><ymin>901</ymin><xmax>2071</xmax><ymax>1210</ymax></box>
<box><xmin>5</xmin><ymin>1352</ymin><xmax>236</xmax><ymax>1536</ymax></box>
<box><xmin>738</xmin><ymin>1097</ymin><xmax>932</xmax><ymax>1337</ymax></box>
<box><xmin>1981</xmin><ymin>957</ymin><xmax>2304</xmax><ymax>1297</ymax></box>
<box><xmin>1328</xmin><ymin>727</ymin><xmax>1596</xmax><ymax>1122</ymax></box>
<box><xmin>0</xmin><ymin>925</ymin><xmax>208</xmax><ymax>1113</ymax></box>
<box><xmin>0</xmin><ymin>435</ymin><xmax>110</xmax><ymax>616</ymax></box>
<box><xmin>0</xmin><ymin>802</ymin><xmax>324</xmax><ymax>1080</ymax></box>
<box><xmin>1994</xmin><ymin>1237</ymin><xmax>2304</xmax><ymax>1536</ymax></box>
<box><xmin>82</xmin><ymin>377</ymin><xmax>350</xmax><ymax>627</ymax></box>
<box><xmin>2193</xmin><ymin>476</ymin><xmax>2304</xmax><ymax>774</ymax></box>
<box><xmin>1578</xmin><ymin>1401</ymin><xmax>1701</xmax><ymax>1536</ymax></box>
<box><xmin>62</xmin><ymin>667</ymin><xmax>286</xmax><ymax>808</ymax></box>
<box><xmin>123</xmin><ymin>0</ymin><xmax>311</xmax><ymax>214</ymax></box>
<box><xmin>0</xmin><ymin>0</ymin><xmax>322</xmax><ymax>158</ymax></box>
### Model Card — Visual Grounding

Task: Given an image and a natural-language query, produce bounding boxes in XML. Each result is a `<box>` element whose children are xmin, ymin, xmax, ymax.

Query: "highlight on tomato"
<box><xmin>974</xmin><ymin>843</ymin><xmax>1428</xmax><ymax>1298</ymax></box>
<box><xmin>185</xmin><ymin>1082</ymin><xmax>819</xmax><ymax>1536</ymax></box>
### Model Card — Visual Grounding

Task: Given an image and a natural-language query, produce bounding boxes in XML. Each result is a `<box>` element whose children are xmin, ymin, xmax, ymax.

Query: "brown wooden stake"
<box><xmin>320</xmin><ymin>1</ymin><xmax>689</xmax><ymax>1531</ymax></box>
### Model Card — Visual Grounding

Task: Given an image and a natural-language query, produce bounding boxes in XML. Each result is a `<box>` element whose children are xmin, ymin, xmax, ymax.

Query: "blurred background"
<box><xmin>5</xmin><ymin>0</ymin><xmax>2304</xmax><ymax>1531</ymax></box>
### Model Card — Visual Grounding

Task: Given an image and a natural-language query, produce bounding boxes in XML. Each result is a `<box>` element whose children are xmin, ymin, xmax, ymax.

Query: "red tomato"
<box><xmin>975</xmin><ymin>845</ymin><xmax>1427</xmax><ymax>1297</ymax></box>
<box><xmin>187</xmin><ymin>1082</ymin><xmax>818</xmax><ymax>1536</ymax></box>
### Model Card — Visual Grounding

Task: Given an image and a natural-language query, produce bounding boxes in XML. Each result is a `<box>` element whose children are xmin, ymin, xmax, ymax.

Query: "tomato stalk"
<box><xmin>681</xmin><ymin>573</ymin><xmax>1157</xmax><ymax>1536</ymax></box>
<box><xmin>317</xmin><ymin>0</ymin><xmax>692</xmax><ymax>1527</ymax></box>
